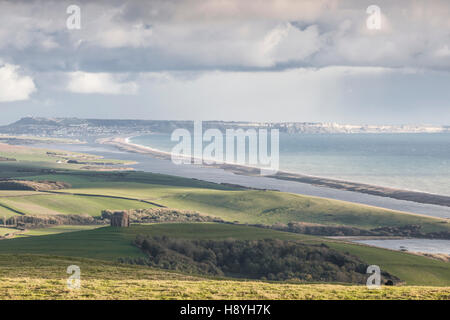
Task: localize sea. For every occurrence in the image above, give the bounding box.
[353,239,450,255]
[130,132,450,197]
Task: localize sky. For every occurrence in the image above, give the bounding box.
[0,0,449,125]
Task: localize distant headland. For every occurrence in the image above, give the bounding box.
[0,117,448,137]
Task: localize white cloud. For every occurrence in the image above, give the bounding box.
[436,45,450,57]
[94,25,153,48]
[66,72,138,95]
[262,23,321,66]
[0,64,36,102]
[79,5,154,48]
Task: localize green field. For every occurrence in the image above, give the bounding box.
[2,168,447,232]
[0,225,101,238]
[0,223,448,286]
[329,242,450,287]
[17,225,102,237]
[0,224,313,261]
[156,189,450,231]
[0,142,133,173]
[0,192,156,216]
[0,227,17,236]
[0,205,20,218]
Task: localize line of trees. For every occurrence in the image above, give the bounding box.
[101,208,225,224]
[124,236,398,284]
[0,214,103,229]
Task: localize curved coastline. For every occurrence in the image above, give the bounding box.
[99,136,450,210]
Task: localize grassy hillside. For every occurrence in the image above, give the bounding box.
[3,169,447,232]
[1,254,448,300]
[16,225,102,237]
[0,192,156,216]
[0,227,17,236]
[157,190,449,232]
[0,205,20,218]
[329,242,450,287]
[0,224,314,261]
[0,223,448,286]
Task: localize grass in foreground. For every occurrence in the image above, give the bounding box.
[0,254,448,300]
[0,223,448,286]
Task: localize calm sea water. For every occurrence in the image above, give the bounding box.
[353,239,450,255]
[130,133,450,196]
